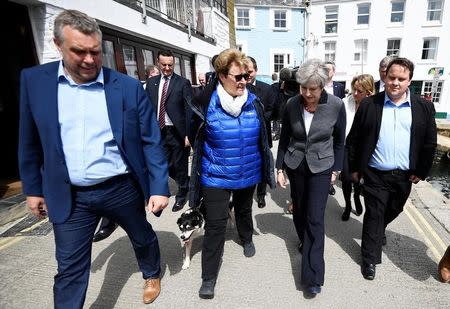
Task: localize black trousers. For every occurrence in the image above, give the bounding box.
[161,126,189,200]
[361,167,412,265]
[286,160,331,287]
[201,185,255,280]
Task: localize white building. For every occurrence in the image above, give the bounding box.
[305,0,450,118]
[1,0,232,190]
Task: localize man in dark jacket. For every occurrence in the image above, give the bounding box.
[246,56,277,208]
[347,57,437,281]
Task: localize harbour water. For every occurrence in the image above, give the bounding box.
[428,149,450,198]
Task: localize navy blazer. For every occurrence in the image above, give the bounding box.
[248,80,277,148]
[346,91,437,179]
[18,61,169,224]
[333,81,345,99]
[145,73,192,139]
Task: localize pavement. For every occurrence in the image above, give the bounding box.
[1,143,450,308]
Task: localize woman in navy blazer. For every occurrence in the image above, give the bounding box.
[276,59,346,298]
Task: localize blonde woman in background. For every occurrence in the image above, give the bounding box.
[341,74,375,221]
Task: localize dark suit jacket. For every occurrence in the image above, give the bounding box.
[18,61,169,223]
[276,91,346,173]
[145,73,192,139]
[333,81,345,99]
[247,80,277,148]
[346,91,437,179]
[374,80,382,94]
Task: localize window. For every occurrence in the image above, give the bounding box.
[324,41,336,62]
[423,81,443,103]
[274,54,285,73]
[357,3,370,25]
[325,6,338,33]
[274,10,287,29]
[271,49,293,73]
[102,40,116,70]
[391,1,405,23]
[236,8,250,27]
[142,49,154,68]
[386,39,401,56]
[213,0,227,16]
[422,38,438,60]
[427,0,443,22]
[183,59,192,83]
[174,56,182,75]
[354,39,368,63]
[122,44,139,79]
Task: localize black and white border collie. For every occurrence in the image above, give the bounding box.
[176,207,205,269]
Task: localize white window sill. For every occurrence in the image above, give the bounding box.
[422,22,442,28]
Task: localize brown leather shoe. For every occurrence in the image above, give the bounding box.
[439,246,450,283]
[143,278,161,304]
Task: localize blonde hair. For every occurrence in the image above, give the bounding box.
[214,49,249,75]
[351,74,375,95]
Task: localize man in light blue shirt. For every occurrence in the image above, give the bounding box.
[18,10,169,307]
[347,57,437,281]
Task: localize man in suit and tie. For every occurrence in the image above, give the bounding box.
[324,61,345,99]
[205,54,218,85]
[192,72,206,97]
[18,10,169,307]
[246,56,277,208]
[324,61,345,196]
[375,55,396,93]
[347,57,437,280]
[146,50,193,212]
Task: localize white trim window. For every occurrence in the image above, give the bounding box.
[386,39,401,56]
[427,0,444,22]
[390,0,405,23]
[270,8,291,30]
[354,39,368,63]
[357,3,371,25]
[324,41,336,62]
[235,7,254,29]
[423,80,443,103]
[270,49,293,73]
[421,38,439,60]
[325,6,338,34]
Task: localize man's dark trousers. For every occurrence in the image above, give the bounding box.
[52,174,160,309]
[161,126,189,202]
[361,167,411,265]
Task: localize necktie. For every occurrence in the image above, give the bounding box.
[159,76,168,128]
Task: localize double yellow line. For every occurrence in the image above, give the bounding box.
[404,200,447,261]
[0,217,49,251]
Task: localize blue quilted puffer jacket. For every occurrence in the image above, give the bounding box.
[200,90,261,189]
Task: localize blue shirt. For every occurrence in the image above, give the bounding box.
[57,61,127,186]
[369,91,412,171]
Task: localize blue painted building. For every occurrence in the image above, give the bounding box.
[235,0,307,81]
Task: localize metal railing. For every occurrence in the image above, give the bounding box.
[114,0,219,43]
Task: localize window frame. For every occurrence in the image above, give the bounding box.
[357,3,371,26]
[390,0,405,23]
[270,8,291,31]
[386,39,401,56]
[270,48,294,73]
[421,37,439,60]
[353,39,368,64]
[100,27,195,82]
[423,80,443,103]
[427,0,444,22]
[324,6,339,34]
[324,41,336,62]
[236,7,251,29]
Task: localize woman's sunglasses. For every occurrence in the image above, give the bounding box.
[228,73,250,82]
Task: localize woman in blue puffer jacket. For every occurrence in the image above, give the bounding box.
[189,48,275,300]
